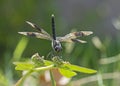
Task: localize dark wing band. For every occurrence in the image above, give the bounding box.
[71,39,87,43]
[57,31,93,43]
[18,32,52,40]
[26,21,51,38]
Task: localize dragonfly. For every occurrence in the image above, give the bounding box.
[18,14,93,53]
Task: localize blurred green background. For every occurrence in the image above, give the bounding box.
[0,0,120,86]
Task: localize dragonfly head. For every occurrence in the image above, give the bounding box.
[52,40,62,53]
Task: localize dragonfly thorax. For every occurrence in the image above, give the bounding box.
[52,40,62,53]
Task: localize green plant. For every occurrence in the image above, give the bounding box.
[14,53,97,86]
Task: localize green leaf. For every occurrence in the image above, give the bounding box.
[58,68,77,78]
[13,62,34,70]
[13,37,28,61]
[64,63,97,74]
[44,60,53,66]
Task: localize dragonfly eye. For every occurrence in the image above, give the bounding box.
[52,40,62,52]
[54,45,62,52]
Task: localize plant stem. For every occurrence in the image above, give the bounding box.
[50,70,56,86]
[15,70,33,86]
[33,64,54,72]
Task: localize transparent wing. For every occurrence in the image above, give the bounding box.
[26,21,51,38]
[18,32,52,40]
[57,31,93,43]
